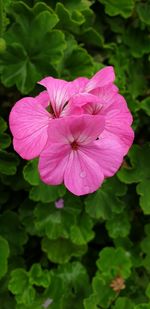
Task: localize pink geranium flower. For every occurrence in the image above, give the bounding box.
[39,114,126,196]
[9,78,81,160]
[9,67,116,160]
[69,67,134,153]
[9,66,134,196]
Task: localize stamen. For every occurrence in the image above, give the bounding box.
[71,141,78,150]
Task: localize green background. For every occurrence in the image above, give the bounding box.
[0,0,150,308]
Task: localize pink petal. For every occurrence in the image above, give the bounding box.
[64,149,104,196]
[39,77,75,117]
[9,97,51,159]
[91,84,118,111]
[70,77,89,92]
[80,134,125,178]
[60,103,83,117]
[55,198,64,209]
[100,95,134,151]
[46,115,105,145]
[85,67,115,92]
[104,94,133,125]
[35,90,50,108]
[69,93,103,115]
[39,143,70,185]
[13,129,48,160]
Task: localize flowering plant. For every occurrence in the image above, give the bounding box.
[9,67,134,195]
[0,1,150,308]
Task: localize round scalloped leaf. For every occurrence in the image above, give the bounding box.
[137,3,150,26]
[23,160,40,186]
[8,269,35,305]
[97,247,132,279]
[29,264,51,288]
[106,212,131,239]
[42,237,87,264]
[99,0,134,18]
[112,297,134,309]
[85,177,126,219]
[29,181,66,203]
[70,213,95,245]
[118,144,150,184]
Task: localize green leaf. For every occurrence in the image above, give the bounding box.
[56,261,90,295]
[19,199,37,236]
[0,133,11,149]
[34,202,70,239]
[29,181,66,203]
[0,150,19,175]
[0,43,40,94]
[56,2,85,34]
[106,212,131,239]
[0,2,66,93]
[24,160,66,202]
[79,27,104,48]
[112,297,134,309]
[140,97,150,116]
[127,60,148,99]
[9,269,29,295]
[70,213,95,245]
[83,294,99,309]
[137,3,150,26]
[8,269,35,305]
[137,180,150,215]
[23,160,40,186]
[29,264,51,288]
[0,117,7,132]
[86,247,132,308]
[92,275,116,308]
[134,305,150,309]
[30,10,59,40]
[118,145,150,184]
[0,211,28,255]
[85,177,126,219]
[0,113,11,149]
[123,28,150,58]
[42,237,87,264]
[0,236,9,279]
[65,46,94,78]
[97,247,132,279]
[59,0,92,12]
[118,144,150,214]
[99,0,134,18]
[140,225,150,272]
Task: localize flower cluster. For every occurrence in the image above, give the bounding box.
[9,67,134,196]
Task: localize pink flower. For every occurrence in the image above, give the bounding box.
[9,66,134,196]
[38,114,127,196]
[9,78,80,160]
[69,67,134,154]
[71,66,116,93]
[55,198,64,209]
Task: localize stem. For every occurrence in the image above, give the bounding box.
[0,0,4,37]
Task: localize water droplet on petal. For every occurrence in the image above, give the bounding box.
[80,171,86,178]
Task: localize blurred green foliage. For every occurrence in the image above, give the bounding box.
[0,0,150,308]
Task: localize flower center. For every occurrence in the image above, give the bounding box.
[46,104,56,118]
[71,141,78,150]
